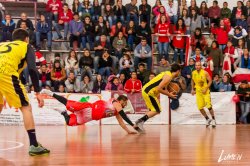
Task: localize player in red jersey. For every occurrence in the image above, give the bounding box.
[41,89,140,134]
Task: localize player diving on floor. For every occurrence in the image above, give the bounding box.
[41,89,141,134]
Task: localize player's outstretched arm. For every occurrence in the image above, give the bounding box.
[115,114,137,134]
[157,75,177,99]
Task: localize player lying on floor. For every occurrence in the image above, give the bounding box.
[41,89,140,134]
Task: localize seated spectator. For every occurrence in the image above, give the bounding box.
[16,12,35,31]
[218,74,232,92]
[1,14,15,42]
[92,74,106,93]
[105,75,123,90]
[236,14,248,31]
[181,9,190,34]
[69,13,83,50]
[51,60,67,91]
[156,57,171,74]
[55,3,73,40]
[124,71,142,94]
[39,64,51,88]
[113,0,127,24]
[101,0,115,6]
[91,0,101,23]
[152,0,162,24]
[81,16,95,50]
[72,0,82,14]
[234,48,250,69]
[125,20,136,50]
[110,21,126,39]
[207,41,223,76]
[81,74,93,93]
[58,84,66,93]
[208,0,221,26]
[98,51,113,77]
[95,16,110,41]
[35,50,47,70]
[188,0,199,16]
[134,37,152,70]
[65,71,81,93]
[165,0,178,24]
[35,13,52,51]
[135,20,151,45]
[52,53,65,68]
[102,4,115,26]
[149,72,156,80]
[81,0,92,19]
[211,74,220,92]
[181,58,195,92]
[46,0,62,22]
[79,49,93,79]
[20,21,35,46]
[220,2,231,19]
[118,73,128,86]
[206,33,215,49]
[190,9,201,33]
[229,26,248,47]
[237,80,250,124]
[199,1,209,30]
[204,57,214,79]
[191,47,206,64]
[191,28,207,53]
[65,50,79,76]
[113,31,127,59]
[125,0,139,25]
[137,63,150,85]
[231,1,247,27]
[139,0,151,25]
[119,53,134,78]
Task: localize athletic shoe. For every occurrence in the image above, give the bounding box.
[206,119,212,127]
[53,108,66,114]
[211,119,216,128]
[135,119,145,133]
[40,89,53,96]
[29,143,50,156]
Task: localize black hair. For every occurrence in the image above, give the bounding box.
[117,95,128,101]
[170,63,181,72]
[12,29,29,41]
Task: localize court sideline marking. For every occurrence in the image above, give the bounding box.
[0,141,24,151]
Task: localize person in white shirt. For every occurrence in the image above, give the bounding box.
[164,0,178,24]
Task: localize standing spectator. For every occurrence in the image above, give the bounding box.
[46,0,63,22]
[102,4,115,26]
[165,0,178,24]
[188,0,199,16]
[154,15,170,61]
[95,16,110,41]
[51,60,67,91]
[181,58,195,92]
[124,71,142,94]
[65,50,79,76]
[190,9,201,33]
[113,0,127,24]
[65,71,81,93]
[79,49,93,79]
[119,53,134,77]
[91,0,101,23]
[55,3,73,40]
[69,13,83,49]
[81,75,93,93]
[1,14,15,42]
[105,75,123,90]
[207,41,223,76]
[191,28,207,53]
[181,9,191,34]
[219,74,232,92]
[199,1,209,30]
[113,31,127,60]
[125,20,136,50]
[35,13,52,51]
[92,74,106,93]
[208,0,221,27]
[220,2,231,19]
[16,12,35,31]
[222,41,238,75]
[137,63,150,85]
[134,37,152,70]
[81,16,95,50]
[234,48,250,69]
[39,64,51,88]
[125,0,139,25]
[139,0,151,25]
[211,74,220,92]
[172,18,186,65]
[156,57,171,74]
[98,51,113,77]
[231,1,247,27]
[237,80,250,124]
[81,0,92,19]
[72,0,82,14]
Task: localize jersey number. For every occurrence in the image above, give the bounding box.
[0,43,19,54]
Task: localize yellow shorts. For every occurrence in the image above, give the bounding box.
[142,91,161,112]
[196,91,212,110]
[0,74,29,108]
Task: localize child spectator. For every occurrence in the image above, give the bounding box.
[105,75,123,90]
[119,53,134,78]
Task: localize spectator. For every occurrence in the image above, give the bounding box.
[105,75,123,90]
[1,14,15,42]
[199,1,209,30]
[102,4,115,26]
[236,14,248,31]
[52,53,65,68]
[152,0,162,22]
[35,13,52,51]
[191,28,207,52]
[55,3,73,40]
[221,2,231,19]
[231,1,247,27]
[207,41,223,76]
[234,48,250,69]
[125,0,139,25]
[46,0,63,22]
[58,84,66,93]
[136,20,151,45]
[165,0,178,24]
[153,6,169,27]
[92,74,106,93]
[81,0,92,19]
[125,20,136,50]
[172,18,186,65]
[39,64,51,88]
[16,12,35,31]
[119,53,134,78]
[72,0,82,14]
[124,71,142,94]
[149,72,156,80]
[179,0,188,17]
[156,57,171,74]
[137,63,150,85]
[65,71,81,93]
[181,9,191,34]
[81,16,95,50]
[229,26,248,47]
[101,0,115,6]
[65,50,79,76]
[51,60,67,91]
[98,51,113,77]
[237,80,250,124]
[206,33,215,49]
[211,74,220,92]
[191,47,206,63]
[139,0,151,25]
[113,31,127,59]
[79,49,93,79]
[134,37,152,70]
[223,41,238,75]
[188,0,199,16]
[20,21,35,46]
[69,13,83,49]
[91,0,101,23]
[204,56,214,79]
[95,16,110,41]
[81,74,93,93]
[35,50,47,70]
[155,15,170,61]
[219,74,232,92]
[113,0,127,24]
[236,39,245,58]
[208,0,221,26]
[118,73,128,86]
[181,58,195,92]
[190,9,201,33]
[110,21,126,39]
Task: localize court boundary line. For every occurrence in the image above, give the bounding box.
[0,140,24,151]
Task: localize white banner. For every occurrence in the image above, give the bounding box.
[171,92,236,124]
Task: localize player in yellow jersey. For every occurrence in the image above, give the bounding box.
[191,61,216,127]
[135,64,181,133]
[0,29,50,156]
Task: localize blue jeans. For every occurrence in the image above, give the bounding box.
[54,22,69,38]
[126,13,139,25]
[82,35,94,50]
[170,15,178,24]
[23,67,29,84]
[39,80,51,88]
[99,67,111,77]
[173,48,185,64]
[115,15,125,24]
[104,16,114,26]
[127,35,135,49]
[140,14,150,25]
[134,56,152,70]
[36,31,52,48]
[219,44,226,51]
[201,16,210,28]
[80,67,93,79]
[157,42,169,61]
[66,68,79,77]
[92,15,99,23]
[239,101,250,124]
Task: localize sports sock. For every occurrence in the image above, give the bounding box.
[61,111,70,125]
[212,116,215,120]
[27,129,38,147]
[140,115,149,122]
[53,94,68,106]
[205,116,209,120]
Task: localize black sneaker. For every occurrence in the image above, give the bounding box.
[29,143,50,156]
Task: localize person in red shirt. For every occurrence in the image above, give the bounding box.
[40,89,140,134]
[55,3,73,40]
[124,71,142,94]
[172,18,186,65]
[154,14,171,61]
[46,0,63,22]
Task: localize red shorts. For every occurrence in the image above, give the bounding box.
[66,100,92,113]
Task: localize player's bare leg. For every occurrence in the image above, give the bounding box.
[199,109,212,127]
[208,108,216,128]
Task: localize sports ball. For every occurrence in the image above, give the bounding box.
[167,82,181,94]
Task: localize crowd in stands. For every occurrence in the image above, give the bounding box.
[0,0,249,122]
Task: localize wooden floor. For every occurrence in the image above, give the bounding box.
[0,125,250,166]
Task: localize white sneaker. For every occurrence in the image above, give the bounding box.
[40,89,53,96]
[206,119,212,127]
[211,119,216,128]
[135,119,145,133]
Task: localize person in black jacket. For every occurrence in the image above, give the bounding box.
[98,51,113,77]
[16,12,35,31]
[79,49,94,79]
[91,0,102,23]
[231,1,248,27]
[113,0,127,24]
[92,74,106,93]
[95,16,110,41]
[81,16,95,50]
[135,20,151,45]
[139,0,151,25]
